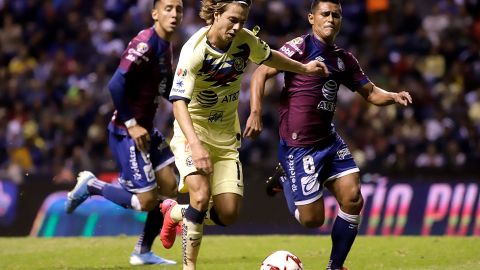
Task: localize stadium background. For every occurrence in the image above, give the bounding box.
[1,0,480,237]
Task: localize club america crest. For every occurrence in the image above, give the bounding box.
[233,57,245,71]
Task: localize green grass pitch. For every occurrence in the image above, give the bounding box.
[0,236,479,269]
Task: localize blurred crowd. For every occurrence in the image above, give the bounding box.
[0,0,479,184]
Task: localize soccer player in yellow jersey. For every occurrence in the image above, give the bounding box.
[160,0,328,269]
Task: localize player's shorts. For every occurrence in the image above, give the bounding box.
[108,129,175,193]
[278,133,359,206]
[170,135,244,196]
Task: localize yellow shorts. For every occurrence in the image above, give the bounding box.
[170,135,244,196]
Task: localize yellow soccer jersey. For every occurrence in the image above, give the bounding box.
[170,26,271,148]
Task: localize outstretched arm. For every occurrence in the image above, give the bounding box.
[263,50,329,76]
[357,82,412,106]
[243,65,280,140]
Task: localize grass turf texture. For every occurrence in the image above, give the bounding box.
[0,236,479,269]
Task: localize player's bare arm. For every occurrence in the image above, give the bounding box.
[264,50,329,76]
[172,99,213,175]
[357,82,413,106]
[244,65,279,140]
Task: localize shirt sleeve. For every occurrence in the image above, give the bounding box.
[243,28,271,65]
[278,36,305,62]
[169,43,201,102]
[117,33,152,75]
[341,51,370,92]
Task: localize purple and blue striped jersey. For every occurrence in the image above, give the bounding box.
[278,34,370,147]
[108,27,173,135]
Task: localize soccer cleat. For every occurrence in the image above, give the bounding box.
[160,199,179,249]
[65,171,95,214]
[266,163,285,196]
[129,251,176,265]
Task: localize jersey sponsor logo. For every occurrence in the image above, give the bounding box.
[280,46,295,57]
[337,57,345,71]
[317,101,336,112]
[129,146,142,181]
[208,110,224,123]
[197,90,218,108]
[172,79,185,94]
[322,80,337,101]
[177,68,187,77]
[301,173,320,196]
[287,154,296,184]
[315,56,325,62]
[221,91,239,103]
[126,47,150,63]
[285,37,303,55]
[337,148,351,160]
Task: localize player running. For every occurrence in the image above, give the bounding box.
[244,0,412,269]
[158,0,328,269]
[65,0,183,265]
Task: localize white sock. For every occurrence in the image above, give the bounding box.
[130,195,142,211]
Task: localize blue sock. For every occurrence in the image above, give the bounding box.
[135,202,163,253]
[185,205,206,224]
[87,180,133,209]
[328,212,359,269]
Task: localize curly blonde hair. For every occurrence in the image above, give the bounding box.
[199,0,230,25]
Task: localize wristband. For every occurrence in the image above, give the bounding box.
[124,118,137,128]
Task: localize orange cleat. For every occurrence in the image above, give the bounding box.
[160,199,179,249]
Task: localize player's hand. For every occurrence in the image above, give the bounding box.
[304,60,329,77]
[393,91,412,106]
[127,124,150,153]
[190,142,213,175]
[243,112,263,140]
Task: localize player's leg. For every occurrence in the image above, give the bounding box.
[208,158,243,226]
[277,139,326,226]
[324,135,363,270]
[131,132,178,265]
[181,173,210,270]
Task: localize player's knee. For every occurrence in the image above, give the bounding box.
[161,183,178,198]
[190,193,210,211]
[341,191,363,214]
[300,215,325,228]
[217,212,238,226]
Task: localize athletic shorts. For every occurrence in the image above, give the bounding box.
[108,129,175,193]
[278,133,359,206]
[170,135,244,196]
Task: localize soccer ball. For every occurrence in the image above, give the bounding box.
[260,250,304,270]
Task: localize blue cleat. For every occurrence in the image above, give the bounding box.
[129,251,177,265]
[65,171,95,214]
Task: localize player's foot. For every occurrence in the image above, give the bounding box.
[65,171,95,214]
[129,251,176,265]
[160,199,179,249]
[266,163,285,196]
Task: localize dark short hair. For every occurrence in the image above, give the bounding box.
[215,0,251,7]
[310,0,341,12]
